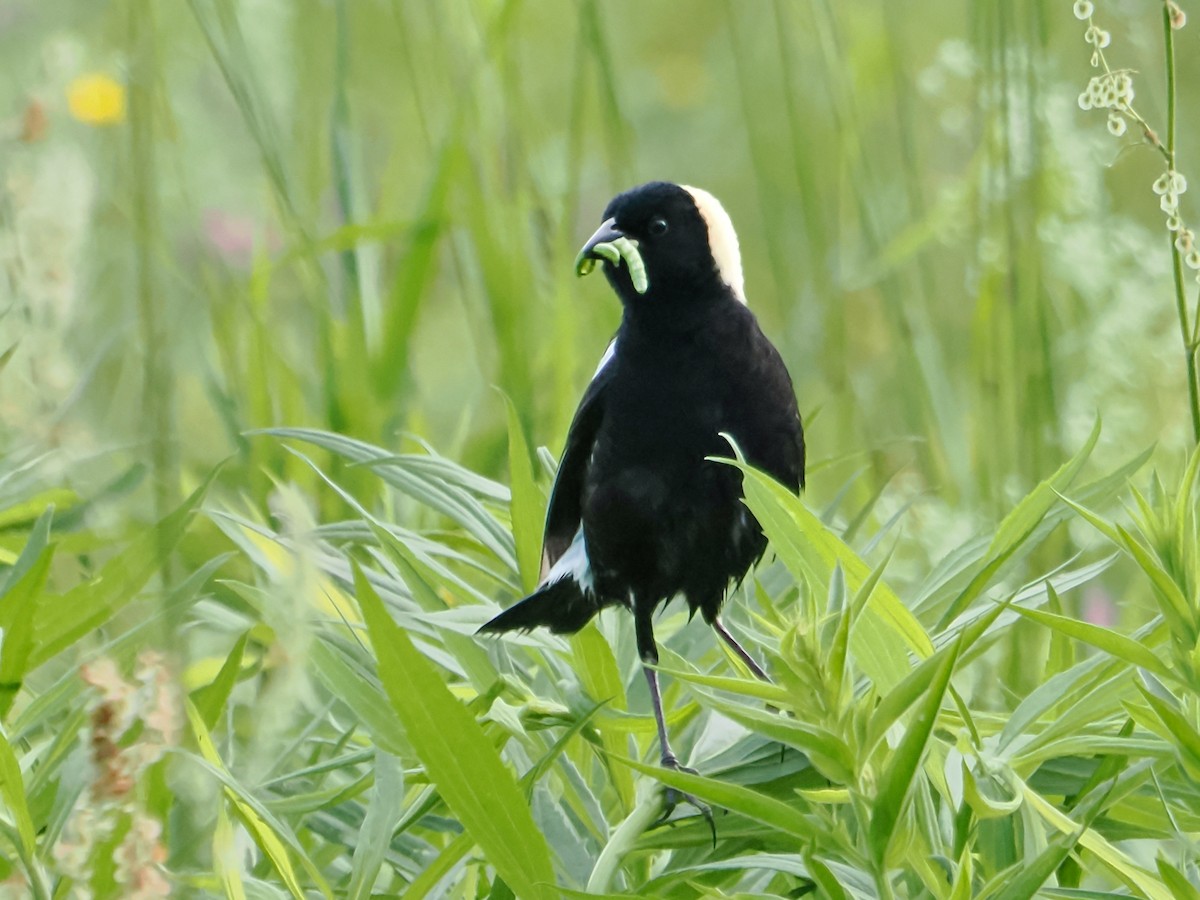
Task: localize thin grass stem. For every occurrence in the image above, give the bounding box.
[129,0,179,607]
[1161,2,1200,444]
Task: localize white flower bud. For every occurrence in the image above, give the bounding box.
[1107,113,1126,136]
[1074,0,1094,18]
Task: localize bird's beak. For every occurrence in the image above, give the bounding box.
[574,218,649,294]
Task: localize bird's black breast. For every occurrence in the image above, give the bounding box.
[581,301,803,621]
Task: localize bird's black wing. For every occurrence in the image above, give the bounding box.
[539,344,615,579]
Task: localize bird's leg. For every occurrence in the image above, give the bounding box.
[634,604,715,839]
[711,615,769,682]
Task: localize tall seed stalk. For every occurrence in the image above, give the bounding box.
[1075,0,1200,444]
[1160,1,1200,444]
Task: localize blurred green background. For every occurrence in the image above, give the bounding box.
[4,0,1196,512]
[3,1,1200,897]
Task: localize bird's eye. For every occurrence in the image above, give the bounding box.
[648,218,669,236]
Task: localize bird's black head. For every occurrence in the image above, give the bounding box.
[575,182,746,311]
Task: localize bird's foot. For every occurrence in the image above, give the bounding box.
[658,754,716,846]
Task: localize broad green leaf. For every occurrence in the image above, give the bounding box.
[1170,444,1200,568]
[992,827,1084,900]
[806,854,849,900]
[0,490,75,533]
[868,637,959,865]
[191,632,251,730]
[692,690,854,783]
[949,843,973,900]
[1135,683,1200,779]
[213,804,248,900]
[0,724,35,859]
[1156,858,1200,900]
[991,417,1099,555]
[30,468,216,668]
[310,641,406,756]
[614,756,826,844]
[502,392,543,593]
[1022,782,1172,900]
[731,461,931,691]
[570,625,634,809]
[1059,494,1195,635]
[0,507,53,597]
[998,654,1108,751]
[386,540,498,693]
[403,831,475,900]
[1008,606,1175,684]
[355,564,557,900]
[657,667,792,706]
[1115,524,1196,636]
[937,418,1100,627]
[867,640,960,756]
[186,700,331,899]
[347,750,405,900]
[260,428,515,569]
[0,546,52,718]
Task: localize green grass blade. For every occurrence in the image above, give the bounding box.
[30,469,216,667]
[355,563,557,898]
[868,637,959,865]
[347,750,405,900]
[502,392,543,593]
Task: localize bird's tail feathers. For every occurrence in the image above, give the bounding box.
[477,577,598,635]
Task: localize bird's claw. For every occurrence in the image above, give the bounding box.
[657,756,716,847]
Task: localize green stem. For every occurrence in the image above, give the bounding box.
[129,0,179,601]
[1161,2,1200,444]
[585,791,664,893]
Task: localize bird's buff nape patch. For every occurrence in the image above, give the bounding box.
[575,236,649,294]
[681,185,746,304]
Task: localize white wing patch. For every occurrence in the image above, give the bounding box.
[681,185,746,305]
[543,527,594,592]
[593,339,617,377]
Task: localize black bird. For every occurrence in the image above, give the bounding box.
[480,181,804,808]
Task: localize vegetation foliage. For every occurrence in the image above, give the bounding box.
[1,0,1199,897]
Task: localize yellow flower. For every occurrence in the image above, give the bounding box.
[66,73,126,126]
